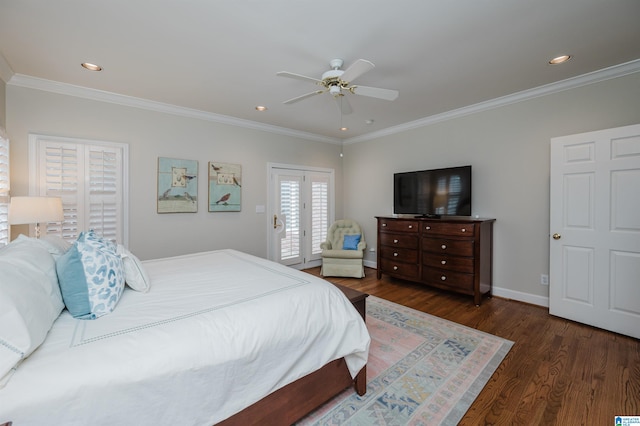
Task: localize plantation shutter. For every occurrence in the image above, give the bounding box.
[279,177,301,260]
[31,134,127,243]
[0,130,9,246]
[40,141,81,239]
[310,174,329,255]
[86,146,123,242]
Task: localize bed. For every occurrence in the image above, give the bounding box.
[0,234,370,425]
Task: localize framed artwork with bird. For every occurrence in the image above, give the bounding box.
[157,157,198,213]
[208,162,241,212]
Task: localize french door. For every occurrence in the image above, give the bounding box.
[549,123,640,339]
[268,164,334,269]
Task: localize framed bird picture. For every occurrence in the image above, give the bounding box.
[208,162,241,212]
[157,157,198,213]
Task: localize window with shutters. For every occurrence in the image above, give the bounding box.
[29,134,128,244]
[0,129,9,246]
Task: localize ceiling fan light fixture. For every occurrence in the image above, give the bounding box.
[81,62,102,71]
[549,55,571,65]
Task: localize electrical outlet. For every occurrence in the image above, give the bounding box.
[540,274,549,285]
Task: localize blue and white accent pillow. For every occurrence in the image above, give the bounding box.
[56,230,125,319]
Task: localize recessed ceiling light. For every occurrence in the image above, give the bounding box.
[255,105,268,111]
[81,62,102,71]
[549,55,571,65]
[340,127,348,131]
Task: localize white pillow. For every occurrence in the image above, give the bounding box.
[0,237,64,386]
[39,234,72,259]
[117,244,151,293]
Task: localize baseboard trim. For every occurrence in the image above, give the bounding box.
[491,286,549,308]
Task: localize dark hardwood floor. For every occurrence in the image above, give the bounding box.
[305,266,640,425]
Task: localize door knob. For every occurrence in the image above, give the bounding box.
[552,233,561,240]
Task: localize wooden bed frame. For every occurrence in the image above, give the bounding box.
[219,361,366,425]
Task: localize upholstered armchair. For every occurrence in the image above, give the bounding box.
[320,219,366,278]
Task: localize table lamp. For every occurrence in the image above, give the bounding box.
[8,196,64,238]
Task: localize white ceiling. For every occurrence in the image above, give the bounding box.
[1,0,640,142]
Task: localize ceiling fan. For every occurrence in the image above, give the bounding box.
[276,59,399,114]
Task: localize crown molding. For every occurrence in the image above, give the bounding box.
[6,58,640,146]
[0,53,15,84]
[7,74,341,145]
[344,58,640,145]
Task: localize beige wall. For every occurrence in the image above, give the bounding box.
[6,86,344,260]
[6,72,640,305]
[343,72,640,304]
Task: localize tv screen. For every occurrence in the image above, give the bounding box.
[394,165,472,217]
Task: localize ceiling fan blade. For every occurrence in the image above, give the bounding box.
[283,90,325,104]
[340,59,374,84]
[276,71,322,84]
[351,85,399,101]
[334,95,353,115]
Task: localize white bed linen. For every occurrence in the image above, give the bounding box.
[0,249,370,425]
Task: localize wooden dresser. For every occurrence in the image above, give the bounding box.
[376,216,495,305]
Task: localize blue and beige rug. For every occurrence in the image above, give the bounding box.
[299,296,513,425]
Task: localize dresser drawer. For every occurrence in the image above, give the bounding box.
[422,238,474,257]
[379,219,419,233]
[380,258,420,280]
[380,232,418,249]
[381,247,419,263]
[422,268,474,292]
[422,252,474,273]
[422,222,475,237]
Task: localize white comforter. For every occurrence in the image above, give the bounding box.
[0,249,370,425]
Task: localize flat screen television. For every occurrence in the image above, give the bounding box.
[394,165,472,218]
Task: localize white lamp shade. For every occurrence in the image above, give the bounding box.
[8,196,64,225]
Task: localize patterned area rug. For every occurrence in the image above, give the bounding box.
[298,296,513,425]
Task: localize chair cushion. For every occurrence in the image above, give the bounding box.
[321,249,364,259]
[342,234,361,250]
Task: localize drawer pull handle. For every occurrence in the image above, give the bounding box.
[394,239,399,243]
[441,244,447,250]
[393,266,398,270]
[426,226,431,230]
[382,223,387,227]
[408,225,413,229]
[393,252,398,257]
[441,275,447,281]
[441,260,447,265]
[461,228,466,232]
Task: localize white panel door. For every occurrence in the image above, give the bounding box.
[550,123,640,339]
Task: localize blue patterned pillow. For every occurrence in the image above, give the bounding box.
[56,230,125,319]
[342,234,361,250]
